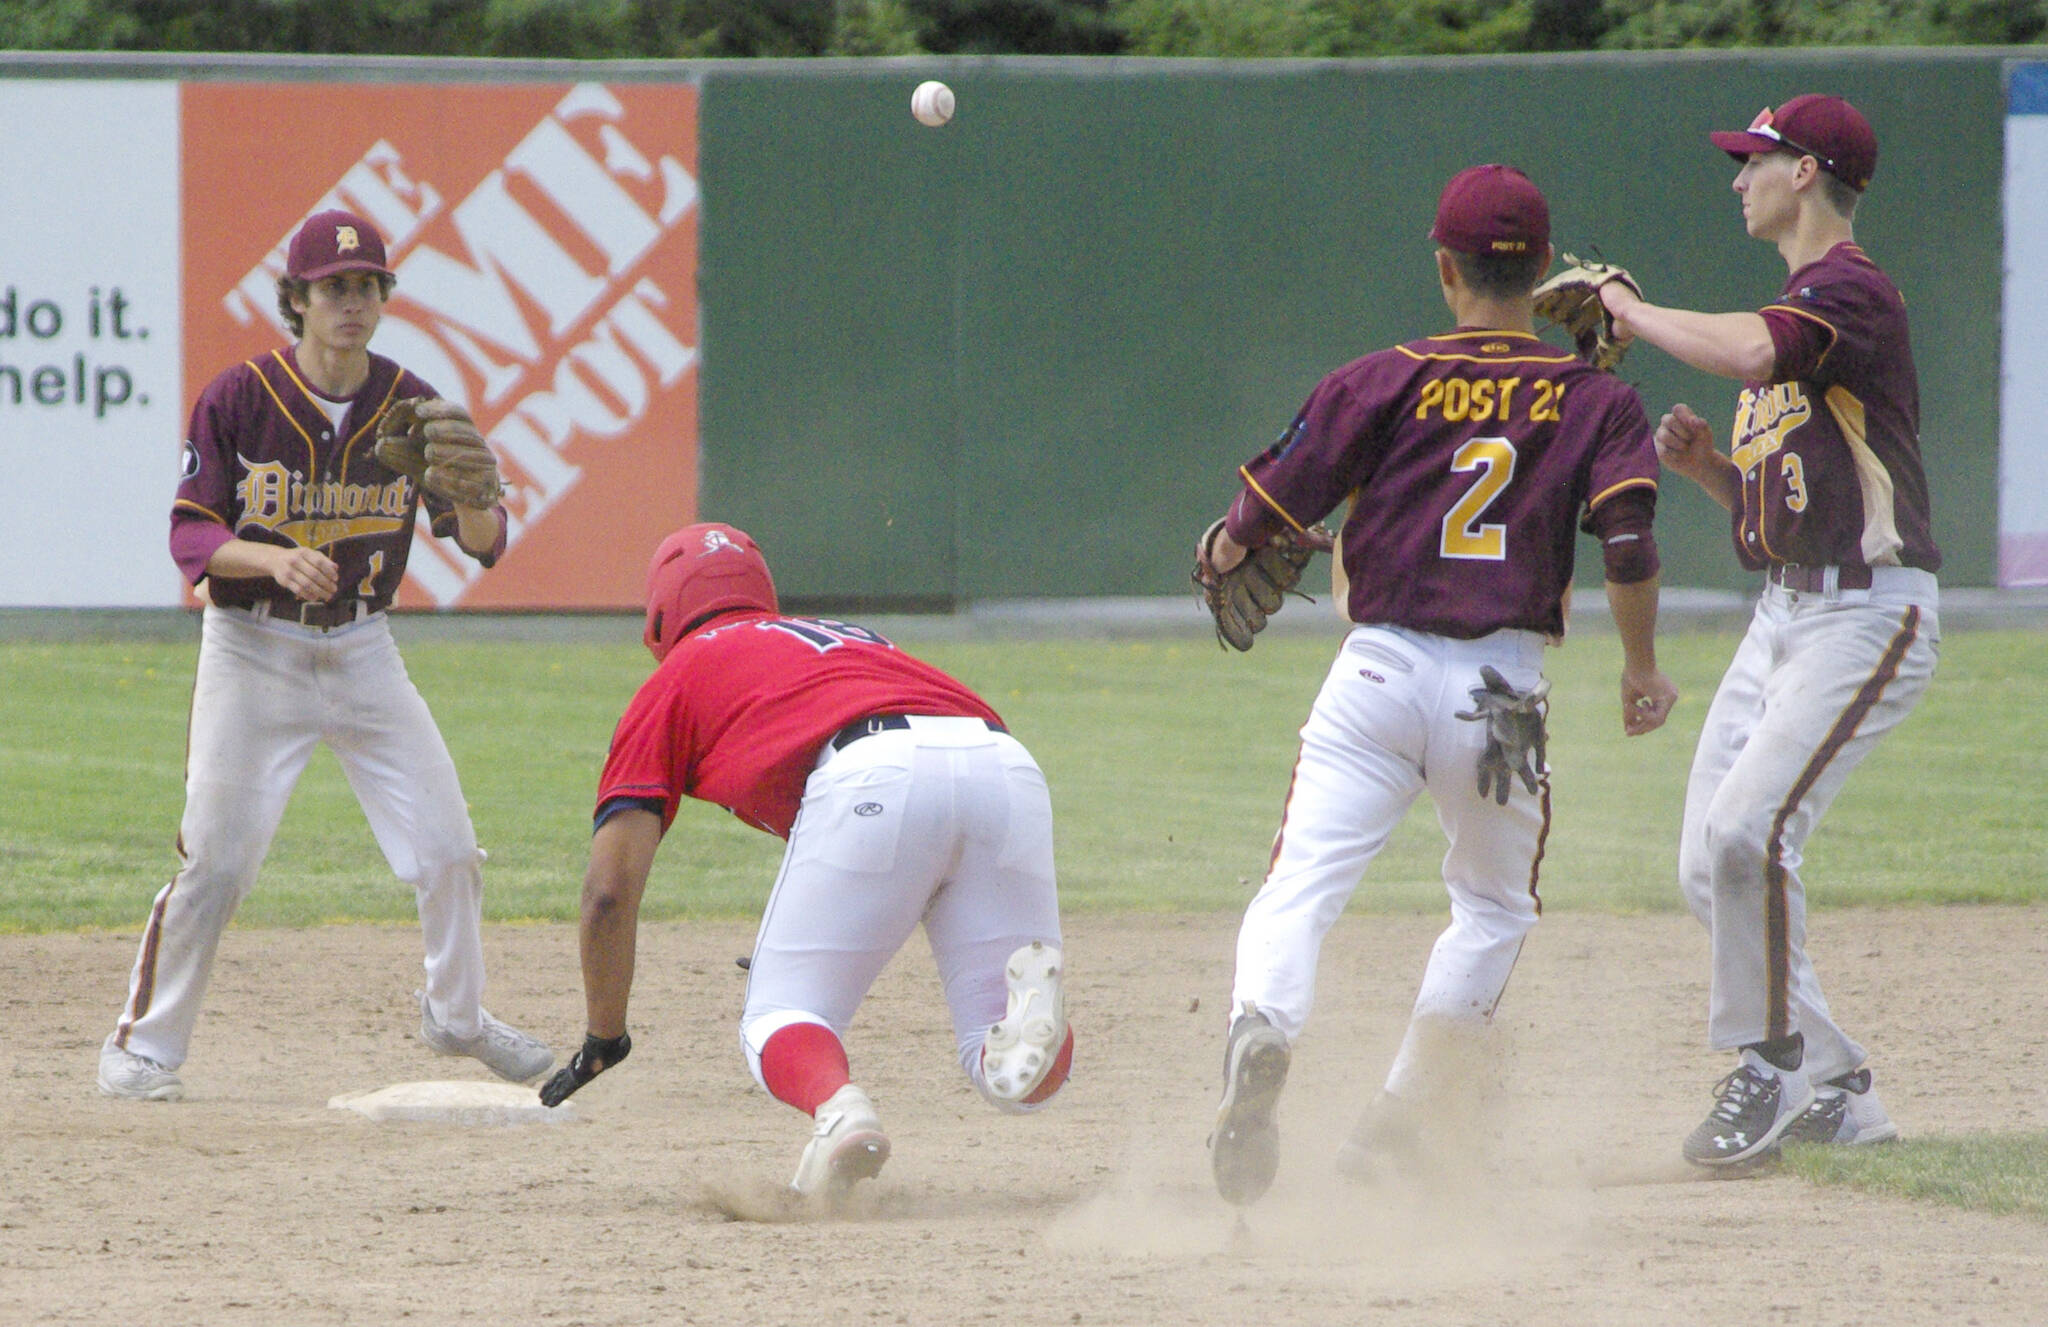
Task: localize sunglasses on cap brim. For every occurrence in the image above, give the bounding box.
[1742,107,1840,177]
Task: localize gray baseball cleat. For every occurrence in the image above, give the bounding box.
[98,1035,185,1101]
[1209,1005,1290,1206]
[1780,1067,1900,1146]
[1683,1051,1814,1166]
[791,1083,891,1200]
[416,991,555,1083]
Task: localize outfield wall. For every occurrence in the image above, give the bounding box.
[0,49,2032,606]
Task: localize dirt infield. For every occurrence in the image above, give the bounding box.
[11,908,2046,1326]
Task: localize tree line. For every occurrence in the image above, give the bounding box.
[3,0,2042,58]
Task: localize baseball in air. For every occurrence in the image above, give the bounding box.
[911,80,955,127]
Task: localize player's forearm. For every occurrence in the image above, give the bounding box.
[1604,576,1662,674]
[1607,294,1776,382]
[1684,456,1743,512]
[204,538,295,582]
[578,812,661,1037]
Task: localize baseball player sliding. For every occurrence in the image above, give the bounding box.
[98,210,552,1100]
[1592,95,1940,1165]
[1195,165,1677,1205]
[536,525,1073,1205]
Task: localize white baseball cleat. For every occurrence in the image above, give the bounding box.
[1781,1068,1900,1146]
[790,1083,891,1199]
[416,991,555,1083]
[982,941,1067,1103]
[98,1035,185,1101]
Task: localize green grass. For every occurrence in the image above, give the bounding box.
[1,626,2042,932]
[1784,1133,2048,1221]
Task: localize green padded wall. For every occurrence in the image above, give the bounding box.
[698,52,2006,602]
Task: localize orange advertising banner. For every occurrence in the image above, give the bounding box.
[181,81,699,609]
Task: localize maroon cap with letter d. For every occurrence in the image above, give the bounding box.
[286,209,396,281]
[1430,164,1550,257]
[1709,94,1877,192]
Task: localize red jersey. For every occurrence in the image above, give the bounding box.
[1227,329,1658,639]
[1732,242,1940,573]
[595,612,1004,838]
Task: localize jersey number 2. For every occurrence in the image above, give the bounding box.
[1440,437,1517,561]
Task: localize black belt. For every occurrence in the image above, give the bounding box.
[1769,564,1873,593]
[829,714,1006,752]
[296,598,370,628]
[235,598,373,629]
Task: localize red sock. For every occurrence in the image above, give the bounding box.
[1017,1026,1075,1106]
[759,1022,851,1115]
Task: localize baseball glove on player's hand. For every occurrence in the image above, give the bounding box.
[1532,253,1642,372]
[1456,665,1551,805]
[538,1031,631,1108]
[1192,518,1335,652]
[374,397,505,508]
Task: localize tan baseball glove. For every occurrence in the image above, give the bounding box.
[1532,253,1642,372]
[1192,518,1335,652]
[374,397,504,508]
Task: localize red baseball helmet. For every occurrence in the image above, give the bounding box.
[643,523,779,661]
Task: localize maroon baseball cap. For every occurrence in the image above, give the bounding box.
[1709,95,1877,192]
[286,209,395,281]
[1430,164,1549,257]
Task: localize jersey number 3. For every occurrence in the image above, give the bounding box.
[1440,437,1517,561]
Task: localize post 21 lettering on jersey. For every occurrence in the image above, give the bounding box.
[1238,332,1656,639]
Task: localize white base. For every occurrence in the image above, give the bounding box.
[328,1079,575,1125]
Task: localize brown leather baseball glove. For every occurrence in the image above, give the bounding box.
[374,397,504,508]
[1192,518,1335,652]
[1532,253,1641,372]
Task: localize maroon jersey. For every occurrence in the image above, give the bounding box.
[1226,330,1659,639]
[595,612,1004,838]
[169,347,503,611]
[1733,242,1940,573]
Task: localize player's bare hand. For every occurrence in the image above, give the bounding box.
[1654,404,1719,477]
[268,546,341,603]
[1621,667,1677,736]
[1599,279,1643,340]
[1198,519,1247,576]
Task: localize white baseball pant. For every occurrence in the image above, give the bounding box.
[738,716,1063,1109]
[1681,569,1939,1082]
[1231,625,1550,1097]
[112,604,493,1067]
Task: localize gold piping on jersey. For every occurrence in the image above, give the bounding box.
[1823,385,1906,567]
[1760,302,1840,375]
[172,497,229,526]
[247,353,321,476]
[1237,467,1310,535]
[1586,476,1659,510]
[1395,346,1580,367]
[1428,329,1543,343]
[340,380,406,475]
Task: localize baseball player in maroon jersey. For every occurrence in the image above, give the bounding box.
[1600,96,1940,1165]
[97,210,552,1100]
[1201,165,1678,1205]
[536,524,1072,1204]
